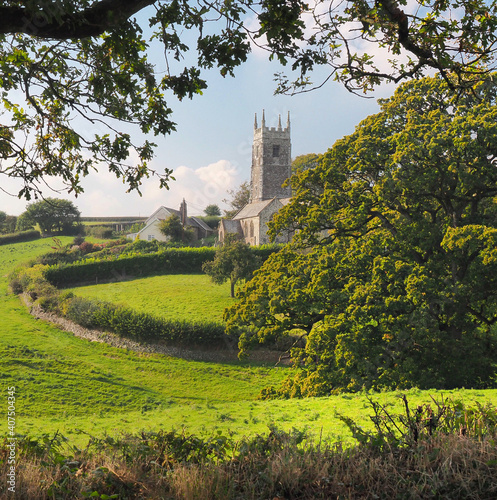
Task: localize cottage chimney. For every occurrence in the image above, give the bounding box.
[179,198,187,226]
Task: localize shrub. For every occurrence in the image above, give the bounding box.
[62,295,228,346]
[0,229,40,245]
[86,225,115,239]
[44,246,281,287]
[79,241,94,254]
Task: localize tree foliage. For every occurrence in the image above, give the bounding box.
[204,204,221,217]
[158,215,194,243]
[223,181,251,218]
[203,236,261,297]
[226,75,497,394]
[292,154,322,176]
[17,197,81,235]
[3,0,495,200]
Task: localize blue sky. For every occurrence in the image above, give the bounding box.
[0,29,393,217]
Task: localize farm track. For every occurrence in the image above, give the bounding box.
[24,296,286,365]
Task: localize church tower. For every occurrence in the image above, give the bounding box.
[250,110,292,203]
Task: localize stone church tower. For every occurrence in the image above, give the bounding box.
[250,110,292,202]
[218,110,293,246]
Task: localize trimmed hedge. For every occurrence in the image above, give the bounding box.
[0,230,41,245]
[10,264,230,347]
[44,246,281,287]
[63,296,228,346]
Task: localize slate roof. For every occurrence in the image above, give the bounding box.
[190,216,213,232]
[146,206,213,232]
[233,199,276,219]
[220,219,242,234]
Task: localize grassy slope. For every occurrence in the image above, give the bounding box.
[2,239,497,449]
[0,239,287,444]
[67,274,234,323]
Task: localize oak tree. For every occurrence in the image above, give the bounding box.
[226,75,497,393]
[2,1,496,200]
[17,197,81,234]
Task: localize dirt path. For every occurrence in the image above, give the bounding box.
[26,297,285,364]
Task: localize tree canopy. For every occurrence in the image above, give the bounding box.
[204,204,221,217]
[223,181,251,218]
[226,75,497,394]
[158,214,193,243]
[2,0,497,200]
[203,235,261,297]
[16,197,81,234]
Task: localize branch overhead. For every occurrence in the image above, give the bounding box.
[0,0,156,39]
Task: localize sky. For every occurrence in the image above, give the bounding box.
[0,15,395,218]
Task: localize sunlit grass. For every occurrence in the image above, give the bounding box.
[67,274,234,323]
[2,238,497,450]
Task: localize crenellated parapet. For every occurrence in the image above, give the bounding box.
[250,109,292,203]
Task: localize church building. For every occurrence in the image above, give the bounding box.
[218,111,293,246]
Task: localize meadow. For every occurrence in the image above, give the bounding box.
[2,238,497,452]
[67,275,234,323]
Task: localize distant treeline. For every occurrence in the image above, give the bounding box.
[80,217,147,222]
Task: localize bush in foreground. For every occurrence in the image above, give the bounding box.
[2,398,497,499]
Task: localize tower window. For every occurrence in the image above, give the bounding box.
[272,145,280,157]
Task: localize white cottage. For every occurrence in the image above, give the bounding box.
[127,200,213,242]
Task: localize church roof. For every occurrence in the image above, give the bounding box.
[220,219,242,234]
[233,199,277,219]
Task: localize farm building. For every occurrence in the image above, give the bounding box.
[127,199,213,242]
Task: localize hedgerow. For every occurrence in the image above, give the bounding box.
[43,245,281,287]
[9,243,281,347]
[63,295,227,346]
[0,229,40,245]
[43,247,218,286]
[10,263,230,347]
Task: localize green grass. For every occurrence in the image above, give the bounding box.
[68,274,234,323]
[0,239,287,445]
[0,236,75,276]
[2,239,497,450]
[1,290,287,445]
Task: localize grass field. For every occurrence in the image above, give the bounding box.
[67,275,234,323]
[2,238,497,450]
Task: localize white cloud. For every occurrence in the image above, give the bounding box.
[79,159,242,217]
[0,159,244,218]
